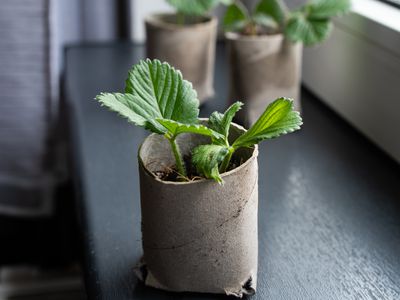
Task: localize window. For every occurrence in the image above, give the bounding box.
[380,0,400,9]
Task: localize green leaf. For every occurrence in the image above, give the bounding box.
[156,119,224,140]
[125,59,199,123]
[167,0,220,16]
[232,97,302,148]
[284,0,350,46]
[192,145,229,183]
[285,13,332,46]
[252,12,278,29]
[308,0,351,19]
[219,0,233,4]
[209,102,243,143]
[223,3,249,31]
[97,59,199,134]
[96,92,162,131]
[254,0,287,25]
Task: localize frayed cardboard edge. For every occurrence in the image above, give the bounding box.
[224,275,256,298]
[134,258,257,297]
[134,257,171,291]
[133,257,146,282]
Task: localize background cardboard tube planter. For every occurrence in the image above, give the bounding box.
[137,123,258,297]
[145,14,217,104]
[226,32,302,127]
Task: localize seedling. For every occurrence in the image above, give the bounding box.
[166,0,228,24]
[223,0,351,45]
[96,59,302,183]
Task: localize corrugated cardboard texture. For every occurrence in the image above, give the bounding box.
[137,125,258,297]
[226,32,302,127]
[145,14,217,103]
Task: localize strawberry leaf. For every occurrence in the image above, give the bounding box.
[232,97,302,148]
[254,0,287,26]
[192,145,229,183]
[156,119,224,140]
[285,13,332,46]
[96,59,199,135]
[252,12,279,29]
[208,101,243,144]
[167,0,220,16]
[308,0,351,19]
[223,3,249,31]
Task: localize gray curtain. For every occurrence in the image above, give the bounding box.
[0,0,119,217]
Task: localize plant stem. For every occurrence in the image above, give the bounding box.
[243,22,258,36]
[220,148,235,173]
[168,137,187,178]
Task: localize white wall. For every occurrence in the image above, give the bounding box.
[302,1,400,163]
[130,0,173,43]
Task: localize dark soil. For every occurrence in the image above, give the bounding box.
[153,155,245,182]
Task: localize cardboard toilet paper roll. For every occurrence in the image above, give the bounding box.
[136,123,258,297]
[226,32,302,127]
[145,14,217,104]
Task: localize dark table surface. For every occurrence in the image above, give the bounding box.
[65,43,400,300]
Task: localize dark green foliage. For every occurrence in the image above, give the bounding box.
[222,0,350,46]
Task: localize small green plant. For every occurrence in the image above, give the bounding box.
[166,0,228,24]
[223,0,351,45]
[96,59,302,183]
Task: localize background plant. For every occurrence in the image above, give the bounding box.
[166,0,229,24]
[223,0,351,45]
[96,59,302,183]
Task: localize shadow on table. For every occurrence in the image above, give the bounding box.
[132,279,245,300]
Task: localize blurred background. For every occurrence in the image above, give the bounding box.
[0,0,399,299]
